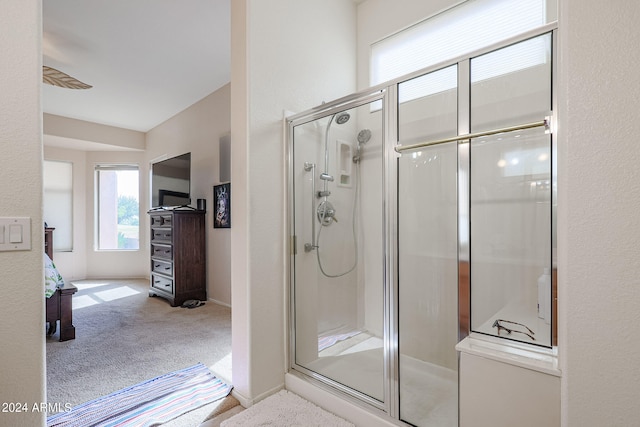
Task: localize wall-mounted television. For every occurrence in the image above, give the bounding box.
[151,152,191,208]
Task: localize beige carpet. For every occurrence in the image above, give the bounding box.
[46,278,232,426]
[199,395,243,427]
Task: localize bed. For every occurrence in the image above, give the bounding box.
[45,227,77,341]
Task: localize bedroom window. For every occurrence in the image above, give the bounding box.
[44,160,73,252]
[95,164,140,250]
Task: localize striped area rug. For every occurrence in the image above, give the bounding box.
[47,363,232,427]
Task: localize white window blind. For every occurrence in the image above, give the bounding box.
[371,0,552,102]
[44,160,73,252]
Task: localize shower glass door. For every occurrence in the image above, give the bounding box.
[290,97,386,405]
[469,33,553,347]
[397,65,459,426]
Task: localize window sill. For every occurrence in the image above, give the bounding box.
[94,249,141,252]
[456,334,560,377]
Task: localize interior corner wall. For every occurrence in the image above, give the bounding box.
[145,84,232,305]
[0,1,46,425]
[558,1,640,425]
[230,0,357,404]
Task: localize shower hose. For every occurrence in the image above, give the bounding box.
[316,163,359,278]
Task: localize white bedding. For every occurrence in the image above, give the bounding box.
[44,252,65,298]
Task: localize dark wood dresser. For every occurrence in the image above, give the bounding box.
[148,209,206,306]
[45,227,77,341]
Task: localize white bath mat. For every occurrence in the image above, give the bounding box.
[220,390,354,427]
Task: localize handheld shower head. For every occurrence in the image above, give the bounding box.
[353,129,372,164]
[357,129,372,145]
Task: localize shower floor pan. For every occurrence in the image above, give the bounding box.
[306,332,457,426]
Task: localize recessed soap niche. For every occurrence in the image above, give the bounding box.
[336,140,352,187]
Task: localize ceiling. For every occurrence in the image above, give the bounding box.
[42,0,230,133]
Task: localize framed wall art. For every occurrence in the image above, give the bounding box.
[213,182,231,228]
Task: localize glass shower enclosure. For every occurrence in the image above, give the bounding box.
[287,29,555,427]
[288,84,461,426]
[289,94,387,407]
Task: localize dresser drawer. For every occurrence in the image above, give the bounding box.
[152,259,173,276]
[151,243,172,260]
[151,214,173,227]
[151,228,172,242]
[151,274,174,294]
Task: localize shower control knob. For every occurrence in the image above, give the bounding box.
[317,200,337,226]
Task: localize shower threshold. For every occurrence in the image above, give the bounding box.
[305,331,457,426]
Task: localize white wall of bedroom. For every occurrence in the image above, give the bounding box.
[146,83,232,305]
[43,83,232,305]
[0,2,45,425]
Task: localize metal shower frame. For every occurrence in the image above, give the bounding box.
[285,22,558,424]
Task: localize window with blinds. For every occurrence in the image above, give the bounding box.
[44,160,73,252]
[370,0,555,103]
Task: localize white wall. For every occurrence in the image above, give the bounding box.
[0,1,45,425]
[558,1,640,425]
[146,84,232,305]
[459,352,560,427]
[231,0,357,405]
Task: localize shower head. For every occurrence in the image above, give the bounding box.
[335,112,351,125]
[357,129,372,145]
[353,129,371,164]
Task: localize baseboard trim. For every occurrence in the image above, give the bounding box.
[231,383,284,408]
[208,297,231,308]
[229,390,250,408]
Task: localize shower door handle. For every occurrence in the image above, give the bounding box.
[304,162,318,252]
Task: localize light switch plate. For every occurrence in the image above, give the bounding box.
[0,217,31,252]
